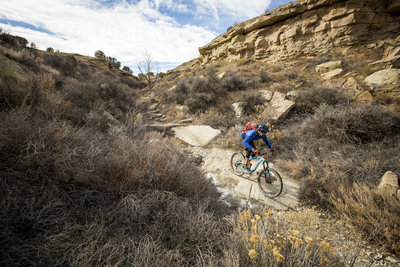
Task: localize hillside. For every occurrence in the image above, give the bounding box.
[1,0,400,266]
[150,0,400,263]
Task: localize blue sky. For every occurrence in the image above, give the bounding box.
[0,0,294,74]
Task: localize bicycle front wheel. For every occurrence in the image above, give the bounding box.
[258,168,282,198]
[230,152,245,176]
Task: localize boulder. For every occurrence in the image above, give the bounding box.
[378,171,399,188]
[315,60,342,73]
[172,125,221,147]
[377,171,399,195]
[322,78,346,88]
[267,92,295,121]
[343,77,360,91]
[364,69,400,86]
[321,68,344,80]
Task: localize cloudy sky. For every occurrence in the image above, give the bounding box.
[0,0,293,74]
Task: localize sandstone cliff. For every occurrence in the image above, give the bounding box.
[197,0,400,65]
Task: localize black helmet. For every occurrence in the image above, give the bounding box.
[257,124,269,133]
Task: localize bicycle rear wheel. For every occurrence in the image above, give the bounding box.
[230,152,245,176]
[258,168,282,198]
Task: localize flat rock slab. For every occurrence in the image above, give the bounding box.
[315,60,342,73]
[321,68,344,80]
[172,125,221,147]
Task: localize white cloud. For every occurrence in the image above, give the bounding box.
[192,0,271,20]
[0,0,272,72]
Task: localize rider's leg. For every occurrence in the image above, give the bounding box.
[243,141,255,168]
[244,148,253,168]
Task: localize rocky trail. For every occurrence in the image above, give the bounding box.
[194,147,300,209]
[150,123,301,210]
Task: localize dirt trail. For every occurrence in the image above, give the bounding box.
[191,147,300,210]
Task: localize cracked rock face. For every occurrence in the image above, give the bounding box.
[197,0,400,65]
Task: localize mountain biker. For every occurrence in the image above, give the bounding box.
[240,123,276,171]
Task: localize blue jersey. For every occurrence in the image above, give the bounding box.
[241,129,272,150]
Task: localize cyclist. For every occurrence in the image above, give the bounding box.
[240,123,276,171]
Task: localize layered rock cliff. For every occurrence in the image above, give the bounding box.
[197,0,400,64]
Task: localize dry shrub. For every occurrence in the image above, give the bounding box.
[274,100,400,254]
[241,91,266,115]
[0,109,230,266]
[42,54,77,76]
[221,71,248,91]
[213,123,244,149]
[169,75,221,113]
[0,46,33,62]
[0,74,26,110]
[259,70,272,83]
[1,43,232,266]
[60,69,138,124]
[276,102,400,211]
[0,30,28,50]
[300,104,399,144]
[168,68,253,114]
[294,84,350,114]
[327,183,400,255]
[225,209,348,266]
[198,106,238,129]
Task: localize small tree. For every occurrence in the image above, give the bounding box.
[122,66,133,74]
[107,56,121,70]
[95,50,106,59]
[137,51,159,89]
[46,47,54,52]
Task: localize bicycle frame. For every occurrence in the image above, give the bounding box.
[247,154,270,173]
[231,151,283,197]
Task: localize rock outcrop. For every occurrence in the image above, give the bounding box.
[197,0,400,65]
[172,125,221,147]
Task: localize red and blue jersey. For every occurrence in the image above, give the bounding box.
[240,129,272,150]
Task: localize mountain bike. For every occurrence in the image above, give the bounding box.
[230,151,283,198]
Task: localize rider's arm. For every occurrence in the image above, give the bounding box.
[262,135,272,148]
[243,130,256,150]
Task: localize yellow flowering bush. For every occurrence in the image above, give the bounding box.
[236,208,346,266]
[249,249,258,259]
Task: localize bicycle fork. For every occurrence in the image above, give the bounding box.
[261,162,272,183]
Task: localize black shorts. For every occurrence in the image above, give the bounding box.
[244,141,256,158]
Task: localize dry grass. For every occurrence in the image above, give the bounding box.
[327,183,400,255]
